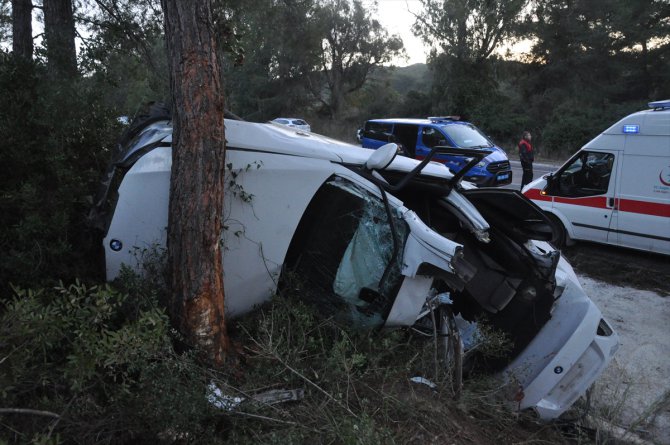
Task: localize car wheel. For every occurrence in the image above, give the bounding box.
[439,305,463,398]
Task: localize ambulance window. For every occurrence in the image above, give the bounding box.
[556,151,615,197]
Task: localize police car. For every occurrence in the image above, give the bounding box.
[361,116,513,187]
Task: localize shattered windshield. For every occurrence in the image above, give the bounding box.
[285,176,409,329]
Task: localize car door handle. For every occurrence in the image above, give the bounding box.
[608,197,617,209]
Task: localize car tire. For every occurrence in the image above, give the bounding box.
[440,305,463,398]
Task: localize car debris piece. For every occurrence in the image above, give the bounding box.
[207,384,304,411]
[410,376,438,390]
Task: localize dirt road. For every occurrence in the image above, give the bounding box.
[562,242,669,295]
[562,242,669,444]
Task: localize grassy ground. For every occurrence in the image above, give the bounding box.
[219,293,578,445]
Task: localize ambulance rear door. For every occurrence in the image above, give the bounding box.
[611,135,670,254]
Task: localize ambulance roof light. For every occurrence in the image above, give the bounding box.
[648,100,670,110]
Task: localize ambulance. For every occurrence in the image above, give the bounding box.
[523,100,670,255]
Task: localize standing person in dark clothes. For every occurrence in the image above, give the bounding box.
[518,131,534,190]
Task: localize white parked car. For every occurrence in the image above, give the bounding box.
[91,112,618,420]
[271,117,311,132]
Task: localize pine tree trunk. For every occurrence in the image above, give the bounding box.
[162,0,229,365]
[43,0,77,77]
[11,0,32,60]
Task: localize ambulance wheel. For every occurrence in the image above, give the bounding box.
[546,213,568,249]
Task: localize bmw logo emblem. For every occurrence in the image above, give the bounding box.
[109,239,123,251]
[554,366,564,374]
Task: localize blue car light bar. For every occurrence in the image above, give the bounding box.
[622,124,640,134]
[428,116,461,122]
[648,100,670,110]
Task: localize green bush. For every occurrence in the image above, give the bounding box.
[0,53,121,294]
[0,277,218,444]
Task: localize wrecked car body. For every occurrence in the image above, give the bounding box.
[92,113,618,420]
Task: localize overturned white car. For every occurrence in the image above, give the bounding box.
[91,110,618,420]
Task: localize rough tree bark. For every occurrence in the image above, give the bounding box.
[43,0,77,77]
[11,0,32,60]
[162,0,229,365]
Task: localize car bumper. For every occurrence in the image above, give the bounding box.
[465,170,513,187]
[504,263,619,419]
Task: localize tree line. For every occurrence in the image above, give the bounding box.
[2,1,668,149]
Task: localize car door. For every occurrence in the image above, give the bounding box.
[282,175,411,329]
[548,150,618,243]
[282,173,472,330]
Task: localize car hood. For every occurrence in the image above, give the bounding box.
[484,145,509,163]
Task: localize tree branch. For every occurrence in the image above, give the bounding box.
[0,408,61,419]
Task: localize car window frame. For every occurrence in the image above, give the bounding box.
[550,150,616,197]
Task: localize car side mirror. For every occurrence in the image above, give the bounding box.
[365,143,398,171]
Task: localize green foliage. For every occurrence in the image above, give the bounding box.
[80,0,169,114]
[534,98,648,157]
[216,0,319,121]
[513,0,669,154]
[218,0,403,121]
[79,0,166,98]
[396,90,432,118]
[0,277,217,444]
[0,54,121,294]
[405,0,669,154]
[227,294,418,443]
[84,37,170,115]
[413,0,526,124]
[309,0,404,118]
[350,76,403,119]
[414,0,527,62]
[526,0,669,103]
[0,272,568,443]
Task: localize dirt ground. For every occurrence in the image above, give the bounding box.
[562,243,670,296]
[561,242,670,444]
